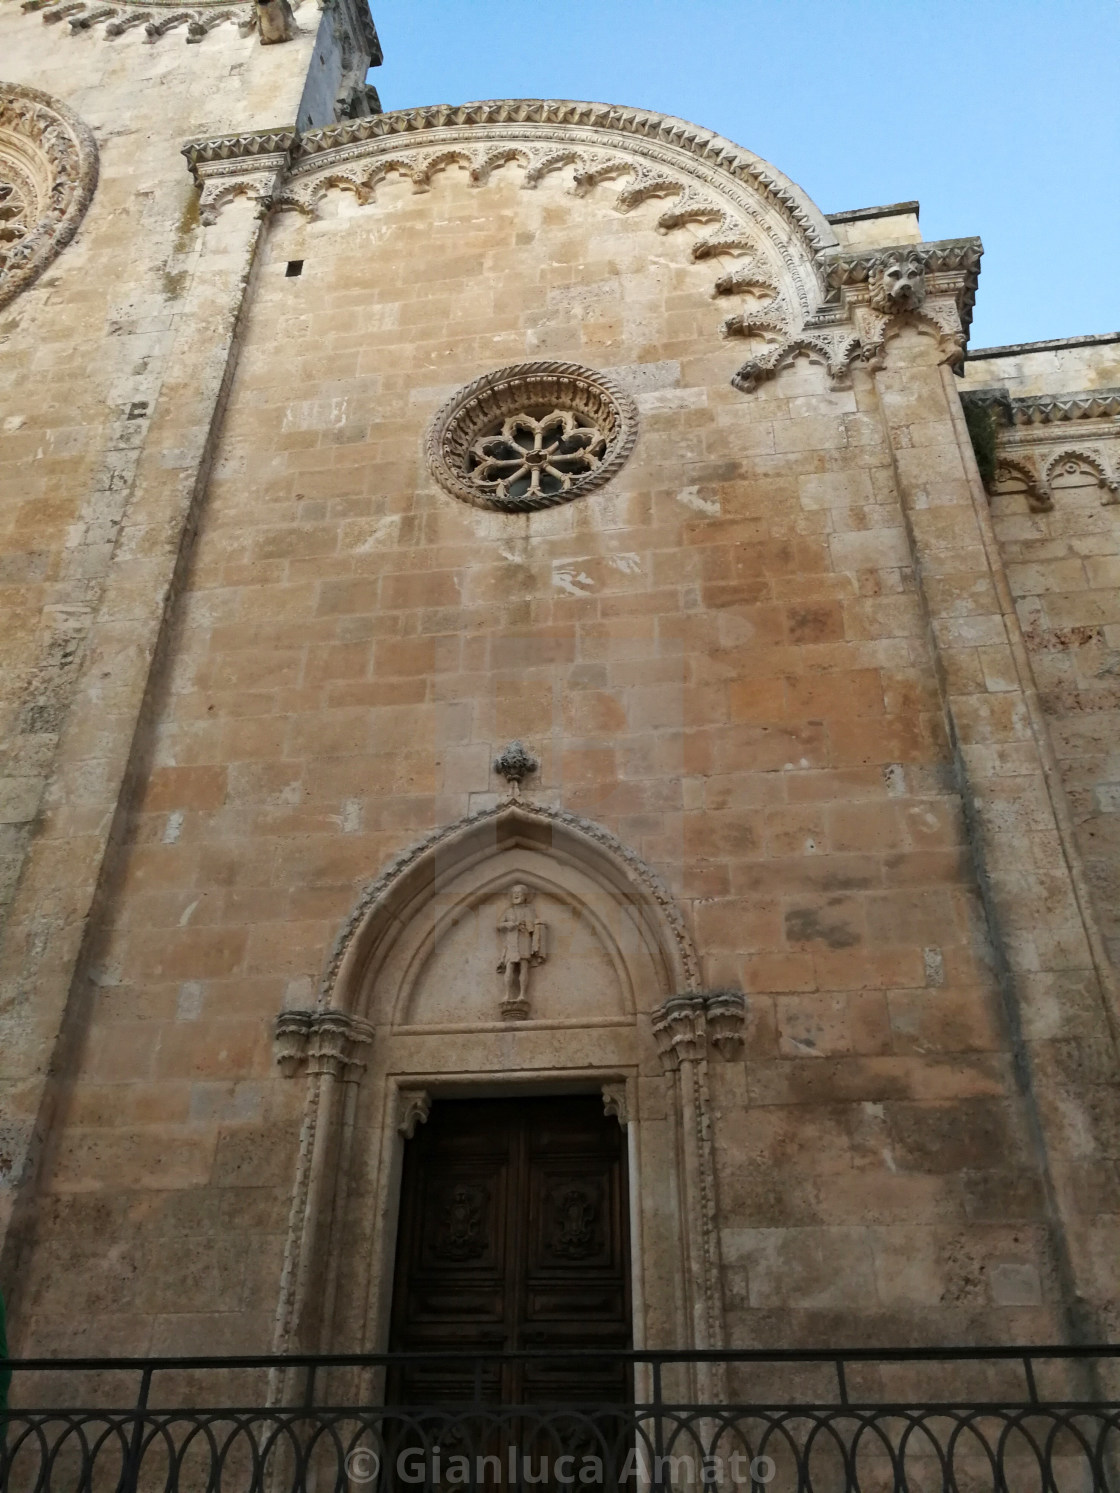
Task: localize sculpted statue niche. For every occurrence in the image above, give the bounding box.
[496,883,546,1020]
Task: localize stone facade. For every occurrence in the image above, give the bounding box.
[1,8,1118,1361]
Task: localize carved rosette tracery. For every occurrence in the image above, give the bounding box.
[0,84,98,311]
[427,363,638,513]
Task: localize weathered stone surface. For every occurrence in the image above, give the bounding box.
[0,28,1117,1359]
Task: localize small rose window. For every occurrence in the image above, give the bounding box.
[427,362,638,512]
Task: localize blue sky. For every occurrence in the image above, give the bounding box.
[368,0,1119,351]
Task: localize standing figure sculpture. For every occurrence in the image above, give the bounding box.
[496,883,546,1019]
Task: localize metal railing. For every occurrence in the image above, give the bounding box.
[2,1345,1119,1492]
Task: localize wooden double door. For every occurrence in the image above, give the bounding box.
[389,1096,632,1405]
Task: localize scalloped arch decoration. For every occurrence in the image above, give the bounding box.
[1044,448,1119,499]
[273,99,836,325]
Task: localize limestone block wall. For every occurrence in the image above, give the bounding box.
[13,152,1113,1355]
[0,5,341,1309]
[961,337,1120,967]
[0,1,321,920]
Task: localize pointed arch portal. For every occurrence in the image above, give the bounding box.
[271,800,742,1387]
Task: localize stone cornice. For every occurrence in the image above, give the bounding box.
[182,127,296,222]
[963,387,1120,427]
[181,106,985,394]
[821,236,983,340]
[183,127,297,168]
[288,98,837,254]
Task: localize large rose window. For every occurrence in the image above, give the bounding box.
[426,362,638,512]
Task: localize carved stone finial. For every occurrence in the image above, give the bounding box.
[397,1087,431,1139]
[496,882,546,1020]
[493,740,539,792]
[869,251,926,314]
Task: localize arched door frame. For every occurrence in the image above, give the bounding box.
[270,800,743,1394]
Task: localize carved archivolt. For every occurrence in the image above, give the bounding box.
[0,84,98,311]
[320,796,702,1004]
[185,102,983,393]
[188,99,831,352]
[268,800,735,1365]
[427,362,638,512]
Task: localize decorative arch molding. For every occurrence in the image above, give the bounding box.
[0,84,98,311]
[184,101,983,393]
[319,797,702,1011]
[992,455,1053,513]
[1044,446,1119,501]
[270,799,743,1386]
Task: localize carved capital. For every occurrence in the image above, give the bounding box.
[703,988,746,1059]
[652,988,745,1070]
[652,995,707,1071]
[274,1009,313,1077]
[396,1087,431,1139]
[273,1007,373,1080]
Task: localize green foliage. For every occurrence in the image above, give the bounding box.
[963,399,1000,491]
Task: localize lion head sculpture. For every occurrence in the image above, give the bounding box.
[869,253,926,313]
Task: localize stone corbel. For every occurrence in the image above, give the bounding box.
[601,1080,629,1125]
[396,1086,431,1139]
[827,237,981,372]
[729,237,980,394]
[182,127,297,225]
[651,988,745,1068]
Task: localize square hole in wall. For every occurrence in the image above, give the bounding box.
[286,260,304,278]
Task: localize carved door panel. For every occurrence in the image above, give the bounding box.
[389,1096,631,1405]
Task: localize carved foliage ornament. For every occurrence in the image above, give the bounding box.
[0,85,98,311]
[427,363,638,512]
